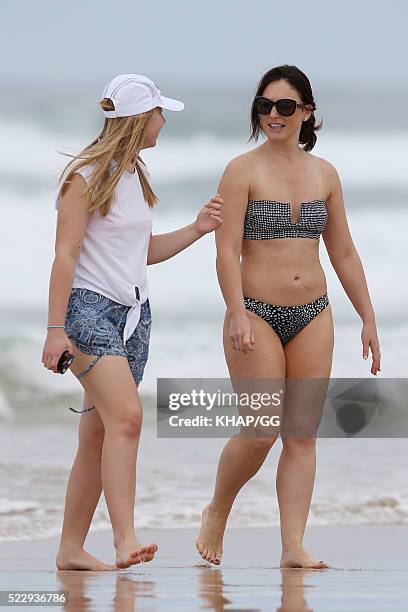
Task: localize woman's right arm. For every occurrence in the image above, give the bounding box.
[42,173,91,373]
[215,156,254,353]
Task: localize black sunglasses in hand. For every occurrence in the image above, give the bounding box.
[254,96,312,117]
[57,350,75,374]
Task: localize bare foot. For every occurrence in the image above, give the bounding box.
[280,546,330,569]
[195,504,228,565]
[115,539,158,569]
[56,547,116,571]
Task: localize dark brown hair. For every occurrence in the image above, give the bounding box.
[249,64,323,152]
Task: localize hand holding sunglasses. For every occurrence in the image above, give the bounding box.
[254,96,313,117]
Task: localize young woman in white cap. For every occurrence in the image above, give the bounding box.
[42,74,223,571]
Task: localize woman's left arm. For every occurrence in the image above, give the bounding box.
[147,195,223,264]
[321,160,381,376]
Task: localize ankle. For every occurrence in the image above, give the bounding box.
[282,542,304,554]
[206,501,230,518]
[114,533,139,549]
[58,542,84,554]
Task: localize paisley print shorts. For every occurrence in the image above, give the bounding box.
[64,287,151,386]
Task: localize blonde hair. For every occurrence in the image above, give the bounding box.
[57,98,158,217]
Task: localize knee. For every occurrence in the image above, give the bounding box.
[247,432,278,453]
[282,436,316,454]
[110,411,143,439]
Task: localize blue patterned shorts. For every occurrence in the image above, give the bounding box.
[64,287,151,387]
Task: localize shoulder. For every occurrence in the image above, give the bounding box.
[55,169,92,210]
[65,171,90,192]
[222,151,257,181]
[226,150,257,170]
[71,161,98,184]
[219,154,252,195]
[217,152,258,205]
[311,154,341,181]
[308,154,342,198]
[60,161,96,192]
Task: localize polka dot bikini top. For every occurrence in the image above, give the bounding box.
[243,199,328,240]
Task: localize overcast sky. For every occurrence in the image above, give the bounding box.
[1,0,406,90]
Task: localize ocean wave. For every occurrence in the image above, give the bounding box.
[1,493,407,543]
[1,117,408,188]
[0,391,13,420]
[0,498,42,516]
[143,131,408,189]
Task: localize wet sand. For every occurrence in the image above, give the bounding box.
[0,525,407,611]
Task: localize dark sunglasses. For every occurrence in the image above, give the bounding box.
[254,96,308,117]
[57,350,75,374]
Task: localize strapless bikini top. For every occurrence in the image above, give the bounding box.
[243,199,328,240]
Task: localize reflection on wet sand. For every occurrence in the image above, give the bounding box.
[57,570,155,611]
[57,564,315,611]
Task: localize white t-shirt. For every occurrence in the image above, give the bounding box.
[55,159,153,344]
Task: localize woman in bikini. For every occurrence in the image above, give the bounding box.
[42,74,223,571]
[196,64,381,568]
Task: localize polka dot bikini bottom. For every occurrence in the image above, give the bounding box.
[243,292,329,346]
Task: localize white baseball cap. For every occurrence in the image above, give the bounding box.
[101,73,184,118]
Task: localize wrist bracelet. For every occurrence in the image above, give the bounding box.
[47,325,65,329]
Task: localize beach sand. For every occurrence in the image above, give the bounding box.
[0,525,407,610]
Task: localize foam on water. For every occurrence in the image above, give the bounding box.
[142,130,408,188]
[1,433,408,542]
[1,117,408,188]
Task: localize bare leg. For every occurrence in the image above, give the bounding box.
[197,435,277,565]
[56,391,115,570]
[277,437,325,568]
[278,304,334,569]
[58,348,157,570]
[196,311,285,564]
